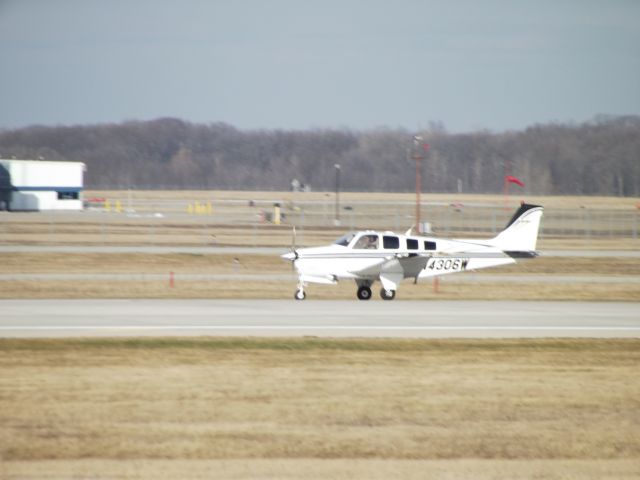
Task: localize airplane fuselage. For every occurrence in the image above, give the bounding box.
[281,204,543,300]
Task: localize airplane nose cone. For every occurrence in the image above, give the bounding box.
[281,251,295,261]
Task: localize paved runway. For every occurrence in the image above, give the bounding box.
[0,299,638,338]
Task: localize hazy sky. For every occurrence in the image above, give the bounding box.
[1,0,639,132]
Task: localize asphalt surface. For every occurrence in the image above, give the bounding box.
[0,299,638,338]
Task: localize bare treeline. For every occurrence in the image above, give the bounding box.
[0,115,638,195]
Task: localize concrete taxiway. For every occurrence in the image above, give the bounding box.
[0,299,638,338]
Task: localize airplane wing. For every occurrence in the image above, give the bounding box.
[344,255,415,290]
[347,248,519,285]
[346,256,394,277]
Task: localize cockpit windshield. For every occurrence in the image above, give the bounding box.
[353,233,379,249]
[334,232,356,246]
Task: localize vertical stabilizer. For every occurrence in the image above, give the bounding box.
[489,204,544,252]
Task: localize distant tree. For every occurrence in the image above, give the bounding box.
[0,116,638,195]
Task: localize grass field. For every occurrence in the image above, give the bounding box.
[0,252,639,300]
[1,338,639,479]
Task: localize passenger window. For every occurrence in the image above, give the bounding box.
[424,241,436,250]
[354,234,379,249]
[383,236,399,249]
[407,238,418,250]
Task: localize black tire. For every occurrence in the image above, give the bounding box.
[380,288,396,300]
[294,289,306,300]
[357,286,372,300]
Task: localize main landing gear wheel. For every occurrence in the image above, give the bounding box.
[380,288,396,300]
[357,286,372,300]
[294,289,306,300]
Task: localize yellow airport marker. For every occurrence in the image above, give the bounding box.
[274,205,281,225]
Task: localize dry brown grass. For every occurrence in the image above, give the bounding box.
[0,278,639,301]
[4,459,640,480]
[2,252,640,275]
[0,253,288,274]
[1,338,639,479]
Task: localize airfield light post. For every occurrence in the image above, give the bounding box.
[334,163,341,226]
[411,137,429,233]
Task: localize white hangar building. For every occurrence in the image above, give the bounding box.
[0,159,86,211]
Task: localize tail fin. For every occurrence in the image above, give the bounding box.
[489,204,544,253]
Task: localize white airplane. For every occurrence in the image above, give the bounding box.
[281,203,543,300]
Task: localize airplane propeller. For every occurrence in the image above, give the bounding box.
[282,226,299,270]
[292,225,297,252]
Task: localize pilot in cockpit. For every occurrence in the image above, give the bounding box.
[354,234,379,249]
